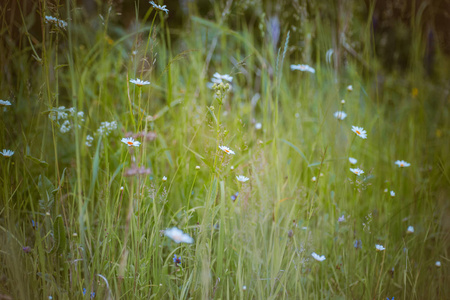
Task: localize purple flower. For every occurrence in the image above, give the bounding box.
[338,215,345,222]
[22,246,31,253]
[353,239,362,249]
[173,254,181,266]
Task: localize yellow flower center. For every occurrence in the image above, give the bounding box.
[127,141,133,145]
[400,163,404,167]
[356,130,361,135]
[225,149,229,153]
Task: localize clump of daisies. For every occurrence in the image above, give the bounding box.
[44,16,68,29]
[290,64,315,73]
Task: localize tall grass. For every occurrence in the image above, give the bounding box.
[0,0,449,299]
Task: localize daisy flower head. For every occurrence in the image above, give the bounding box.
[290,64,315,73]
[0,100,12,106]
[149,1,169,14]
[212,72,233,83]
[130,78,150,87]
[435,261,441,267]
[349,157,357,164]
[236,175,249,182]
[219,145,235,155]
[1,149,14,157]
[351,126,367,139]
[395,160,410,168]
[121,137,141,147]
[255,122,262,130]
[375,244,385,251]
[406,226,414,234]
[311,176,317,182]
[162,176,167,182]
[164,227,194,244]
[347,85,353,92]
[390,190,395,197]
[334,111,347,120]
[311,252,326,261]
[350,168,364,176]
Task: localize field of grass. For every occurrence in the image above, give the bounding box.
[1,0,449,299]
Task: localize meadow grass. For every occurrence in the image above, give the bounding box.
[0,1,449,299]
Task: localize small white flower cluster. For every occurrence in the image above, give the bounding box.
[44,15,68,29]
[86,135,94,147]
[97,121,118,136]
[49,106,85,134]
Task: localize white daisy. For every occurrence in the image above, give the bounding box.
[375,244,385,251]
[333,111,347,120]
[435,261,441,267]
[164,227,194,244]
[311,176,317,182]
[1,149,14,157]
[390,190,395,197]
[351,126,367,139]
[130,78,150,87]
[0,100,12,106]
[406,226,414,234]
[349,157,357,164]
[236,175,249,182]
[290,64,315,73]
[149,1,169,14]
[219,145,235,155]
[350,168,364,176]
[311,252,326,261]
[384,188,388,193]
[162,176,167,182]
[255,123,262,130]
[347,85,353,92]
[395,160,410,168]
[195,166,200,170]
[121,137,141,147]
[341,99,345,104]
[212,72,233,83]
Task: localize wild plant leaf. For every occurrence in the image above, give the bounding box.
[49,215,66,255]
